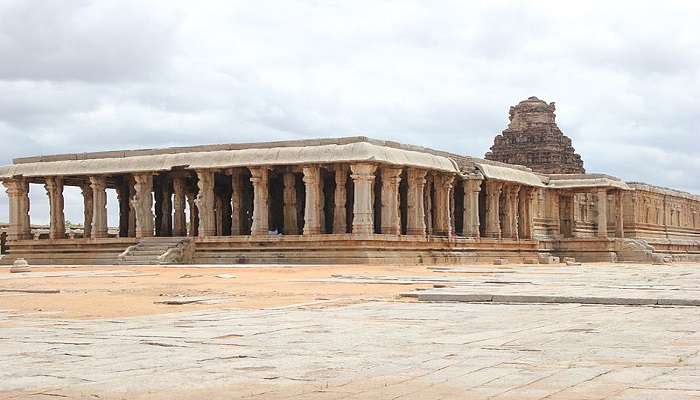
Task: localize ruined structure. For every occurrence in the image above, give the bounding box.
[486,96,585,174]
[1,98,698,265]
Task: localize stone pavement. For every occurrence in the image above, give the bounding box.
[2,299,700,399]
[312,264,700,305]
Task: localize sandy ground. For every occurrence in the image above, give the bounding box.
[0,263,445,320]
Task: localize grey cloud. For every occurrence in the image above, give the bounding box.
[0,0,179,82]
[1,0,700,224]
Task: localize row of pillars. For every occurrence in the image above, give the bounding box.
[483,181,536,240]
[2,163,540,242]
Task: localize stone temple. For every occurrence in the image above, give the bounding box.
[1,97,699,265]
[486,96,585,174]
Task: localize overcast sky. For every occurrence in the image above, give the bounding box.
[1,0,699,225]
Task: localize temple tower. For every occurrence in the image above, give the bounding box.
[485,96,585,174]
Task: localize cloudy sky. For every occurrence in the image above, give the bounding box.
[1,0,699,225]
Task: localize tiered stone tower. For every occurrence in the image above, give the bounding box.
[485,96,585,174]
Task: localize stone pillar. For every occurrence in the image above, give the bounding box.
[215,194,224,236]
[249,167,269,236]
[172,176,187,237]
[160,179,173,237]
[597,188,609,238]
[132,173,154,238]
[462,178,482,238]
[283,172,298,235]
[615,190,624,238]
[230,169,243,235]
[127,178,136,237]
[350,163,377,235]
[509,185,521,240]
[501,185,513,239]
[186,189,199,237]
[195,170,216,237]
[484,181,502,238]
[3,177,31,240]
[424,174,433,235]
[302,166,322,235]
[406,168,427,236]
[81,182,93,239]
[89,176,108,239]
[432,173,454,236]
[518,187,534,240]
[116,179,130,237]
[44,176,65,240]
[333,166,349,234]
[380,166,402,235]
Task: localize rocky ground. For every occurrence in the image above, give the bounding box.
[1,262,699,399]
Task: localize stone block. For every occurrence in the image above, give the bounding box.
[10,258,31,273]
[523,258,538,264]
[493,258,508,265]
[538,255,560,264]
[563,257,576,263]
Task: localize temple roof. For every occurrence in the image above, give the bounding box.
[0,136,640,190]
[0,138,461,178]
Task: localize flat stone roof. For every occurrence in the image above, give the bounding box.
[13,136,472,165]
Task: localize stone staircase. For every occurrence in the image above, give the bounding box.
[118,237,194,265]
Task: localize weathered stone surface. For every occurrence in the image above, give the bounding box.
[485,96,585,174]
[9,258,30,273]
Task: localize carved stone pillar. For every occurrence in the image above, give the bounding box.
[333,166,348,234]
[484,181,503,238]
[597,188,609,238]
[350,163,377,235]
[45,176,65,240]
[116,178,130,237]
[518,187,534,239]
[229,169,243,235]
[215,194,223,236]
[424,174,433,235]
[380,166,402,235]
[508,185,521,240]
[132,173,154,238]
[195,170,216,237]
[3,177,31,240]
[615,190,624,238]
[81,182,93,239]
[432,173,454,236]
[172,176,187,237]
[283,172,298,235]
[302,166,322,235]
[249,167,269,236]
[89,176,108,239]
[406,168,427,236]
[462,178,482,238]
[160,178,173,237]
[186,188,199,237]
[127,178,136,237]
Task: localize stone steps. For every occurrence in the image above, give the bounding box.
[117,237,192,265]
